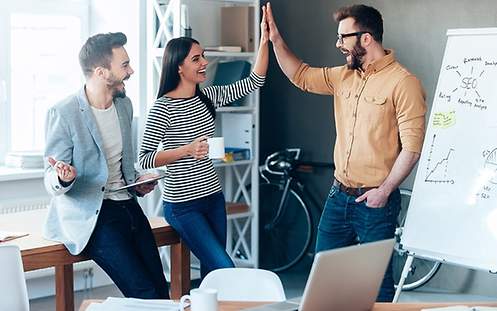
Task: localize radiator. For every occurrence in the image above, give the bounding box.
[0,197,50,214]
[0,197,96,280]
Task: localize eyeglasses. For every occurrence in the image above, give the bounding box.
[336,31,369,45]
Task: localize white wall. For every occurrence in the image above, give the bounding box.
[0,1,150,299]
[89,0,147,118]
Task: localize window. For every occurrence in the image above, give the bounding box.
[0,0,88,164]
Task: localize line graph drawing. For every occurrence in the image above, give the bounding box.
[425,134,455,184]
[484,148,497,185]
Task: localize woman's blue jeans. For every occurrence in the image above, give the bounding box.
[315,185,401,302]
[164,192,235,279]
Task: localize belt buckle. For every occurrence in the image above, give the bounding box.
[345,185,357,196]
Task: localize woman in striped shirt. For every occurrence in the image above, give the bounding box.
[139,8,269,278]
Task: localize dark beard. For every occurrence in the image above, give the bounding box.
[112,89,126,99]
[108,74,130,99]
[347,41,367,70]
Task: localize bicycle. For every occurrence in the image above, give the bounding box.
[256,148,441,290]
[256,148,333,272]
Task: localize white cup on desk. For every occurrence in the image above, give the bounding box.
[207,137,225,159]
[180,288,218,311]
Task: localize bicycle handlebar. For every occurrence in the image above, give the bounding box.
[262,148,334,177]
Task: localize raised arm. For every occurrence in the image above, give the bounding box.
[252,4,269,77]
[265,2,302,80]
[201,7,269,107]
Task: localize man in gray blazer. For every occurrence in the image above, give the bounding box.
[44,32,169,299]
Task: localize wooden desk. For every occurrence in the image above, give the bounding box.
[0,209,190,311]
[79,300,497,311]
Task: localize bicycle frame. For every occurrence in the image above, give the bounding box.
[259,148,328,230]
[257,148,334,272]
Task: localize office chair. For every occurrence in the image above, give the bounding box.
[0,245,29,311]
[200,268,286,301]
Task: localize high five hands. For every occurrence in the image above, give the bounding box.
[262,2,281,44]
[260,3,269,44]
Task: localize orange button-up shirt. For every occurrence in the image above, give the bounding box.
[291,50,426,188]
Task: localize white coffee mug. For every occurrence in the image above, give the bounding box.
[207,137,225,159]
[180,288,218,311]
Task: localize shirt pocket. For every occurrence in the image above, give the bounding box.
[362,95,387,127]
[364,96,386,105]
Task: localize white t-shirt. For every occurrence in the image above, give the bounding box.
[91,103,131,201]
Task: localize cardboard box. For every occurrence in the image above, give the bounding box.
[221,6,254,52]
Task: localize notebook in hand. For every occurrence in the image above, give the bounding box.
[108,172,167,192]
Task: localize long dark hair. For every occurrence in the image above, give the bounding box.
[156,37,216,119]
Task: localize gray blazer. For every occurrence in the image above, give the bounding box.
[43,87,137,255]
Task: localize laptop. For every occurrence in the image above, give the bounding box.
[242,239,395,311]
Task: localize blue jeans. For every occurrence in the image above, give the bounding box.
[164,192,235,279]
[315,185,401,302]
[84,199,169,299]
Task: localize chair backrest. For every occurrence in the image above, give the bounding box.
[0,245,30,311]
[199,268,286,302]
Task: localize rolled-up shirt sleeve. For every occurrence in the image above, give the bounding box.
[393,75,427,153]
[290,62,337,96]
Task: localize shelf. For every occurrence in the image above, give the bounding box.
[226,202,250,215]
[217,106,254,113]
[213,159,252,167]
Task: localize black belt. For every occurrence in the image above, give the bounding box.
[333,178,375,197]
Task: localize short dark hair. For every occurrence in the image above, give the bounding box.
[79,32,127,78]
[334,4,383,43]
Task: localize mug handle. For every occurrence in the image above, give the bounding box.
[179,294,191,311]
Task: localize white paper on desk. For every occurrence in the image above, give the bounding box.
[421,306,497,311]
[94,297,182,310]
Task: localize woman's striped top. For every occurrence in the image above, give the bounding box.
[139,72,265,203]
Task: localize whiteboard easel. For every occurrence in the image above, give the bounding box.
[394,27,497,302]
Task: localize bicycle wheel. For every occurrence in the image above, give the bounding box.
[393,188,441,290]
[258,182,312,272]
